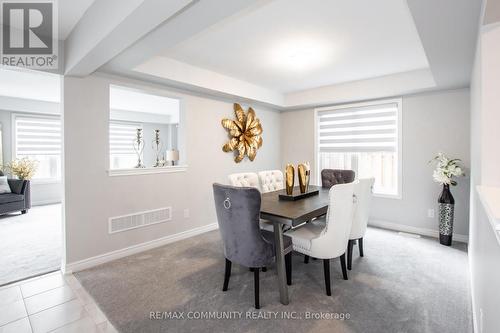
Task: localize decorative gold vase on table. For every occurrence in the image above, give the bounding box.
[298,162,311,194]
[285,164,294,195]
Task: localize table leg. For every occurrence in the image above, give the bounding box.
[273,222,289,305]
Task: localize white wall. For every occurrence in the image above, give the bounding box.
[281,88,471,238]
[469,23,500,333]
[280,108,316,182]
[371,89,470,237]
[63,73,281,264]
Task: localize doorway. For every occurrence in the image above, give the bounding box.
[0,67,63,286]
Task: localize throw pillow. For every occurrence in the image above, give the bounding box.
[0,176,11,194]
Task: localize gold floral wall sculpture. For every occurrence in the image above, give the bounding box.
[221,103,263,163]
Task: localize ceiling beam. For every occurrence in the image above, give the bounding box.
[64,0,195,76]
[102,0,261,73]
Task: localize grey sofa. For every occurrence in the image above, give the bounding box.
[0,171,31,215]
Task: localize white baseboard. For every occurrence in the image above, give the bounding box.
[470,263,479,333]
[63,223,219,274]
[369,220,469,243]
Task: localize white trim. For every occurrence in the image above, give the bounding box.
[314,98,403,199]
[107,165,188,176]
[470,260,479,333]
[369,219,469,243]
[63,223,218,274]
[476,186,500,244]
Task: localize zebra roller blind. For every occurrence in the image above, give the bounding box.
[109,121,141,156]
[15,115,61,156]
[317,102,399,153]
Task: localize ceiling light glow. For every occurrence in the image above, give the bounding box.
[270,38,331,71]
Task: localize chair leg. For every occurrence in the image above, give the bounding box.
[254,268,260,309]
[304,255,309,264]
[285,252,292,285]
[340,254,348,280]
[21,210,27,214]
[359,238,364,257]
[347,240,354,270]
[222,258,231,291]
[323,259,331,296]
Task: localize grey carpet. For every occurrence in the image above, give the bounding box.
[0,204,62,285]
[75,227,472,333]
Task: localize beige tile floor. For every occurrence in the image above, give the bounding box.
[0,271,117,333]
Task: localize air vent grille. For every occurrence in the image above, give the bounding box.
[109,207,172,234]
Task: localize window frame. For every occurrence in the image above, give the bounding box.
[12,113,62,184]
[314,98,403,199]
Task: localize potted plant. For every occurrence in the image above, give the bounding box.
[6,157,38,180]
[4,157,38,212]
[430,153,465,246]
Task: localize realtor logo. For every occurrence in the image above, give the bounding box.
[1,0,58,69]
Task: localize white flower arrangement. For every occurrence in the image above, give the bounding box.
[430,153,465,186]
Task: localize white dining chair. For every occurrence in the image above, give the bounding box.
[285,181,356,296]
[258,170,284,193]
[347,178,375,270]
[228,172,260,190]
[227,172,273,232]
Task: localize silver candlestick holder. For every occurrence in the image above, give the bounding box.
[132,128,145,168]
[152,129,164,167]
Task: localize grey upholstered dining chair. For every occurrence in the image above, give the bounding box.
[321,169,356,188]
[213,183,293,309]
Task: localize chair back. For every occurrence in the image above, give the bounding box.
[213,183,274,267]
[228,172,260,190]
[258,170,284,193]
[350,178,375,240]
[311,182,356,259]
[321,169,355,188]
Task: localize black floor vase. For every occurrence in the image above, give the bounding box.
[438,184,455,246]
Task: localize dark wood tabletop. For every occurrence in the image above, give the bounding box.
[260,185,330,226]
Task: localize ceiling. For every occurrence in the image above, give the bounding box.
[56,0,482,108]
[161,0,429,93]
[58,0,96,40]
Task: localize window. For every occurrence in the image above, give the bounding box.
[14,115,62,181]
[316,99,402,197]
[109,121,142,169]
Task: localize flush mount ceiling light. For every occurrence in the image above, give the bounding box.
[270,38,331,71]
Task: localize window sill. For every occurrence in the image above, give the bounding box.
[107,165,188,177]
[373,193,402,200]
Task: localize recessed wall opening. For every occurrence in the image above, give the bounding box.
[108,85,184,172]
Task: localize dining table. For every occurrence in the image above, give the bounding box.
[260,185,330,305]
